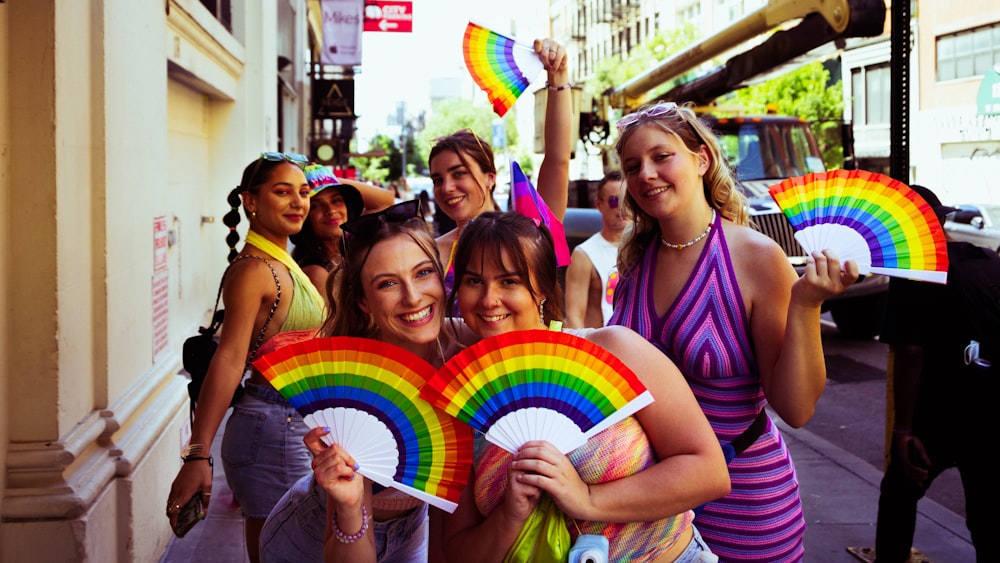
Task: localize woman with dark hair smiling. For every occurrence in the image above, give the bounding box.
[291,164,393,295]
[166,152,327,563]
[439,211,730,563]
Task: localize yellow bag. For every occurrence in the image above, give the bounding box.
[503,495,571,563]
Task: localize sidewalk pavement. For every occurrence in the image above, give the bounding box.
[160,415,975,563]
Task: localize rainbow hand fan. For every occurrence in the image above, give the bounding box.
[769,169,949,284]
[422,330,654,454]
[463,21,544,117]
[252,336,473,513]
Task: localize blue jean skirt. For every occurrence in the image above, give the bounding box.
[221,381,311,519]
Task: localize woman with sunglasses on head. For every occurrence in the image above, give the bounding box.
[166,152,328,563]
[610,102,859,561]
[439,211,731,563]
[260,199,475,563]
[291,164,394,295]
[429,38,573,293]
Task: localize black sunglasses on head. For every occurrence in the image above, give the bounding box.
[340,199,422,259]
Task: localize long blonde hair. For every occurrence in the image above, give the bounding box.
[613,103,748,275]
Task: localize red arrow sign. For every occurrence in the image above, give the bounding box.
[363,1,413,33]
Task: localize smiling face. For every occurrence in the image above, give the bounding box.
[308,187,351,241]
[429,148,496,225]
[357,233,444,353]
[456,246,544,338]
[619,124,709,220]
[243,161,311,239]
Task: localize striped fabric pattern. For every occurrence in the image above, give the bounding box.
[609,213,805,561]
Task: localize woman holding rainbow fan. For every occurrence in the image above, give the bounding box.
[437,211,730,563]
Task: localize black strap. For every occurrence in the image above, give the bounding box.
[189,256,281,422]
[205,255,282,372]
[230,255,282,372]
[729,409,768,457]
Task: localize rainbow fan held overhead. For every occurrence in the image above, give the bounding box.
[463,21,544,118]
[769,169,949,284]
[422,330,653,454]
[252,336,473,512]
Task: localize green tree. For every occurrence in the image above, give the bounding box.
[349,133,396,185]
[724,61,845,168]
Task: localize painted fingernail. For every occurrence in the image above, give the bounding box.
[352,462,360,471]
[322,426,331,433]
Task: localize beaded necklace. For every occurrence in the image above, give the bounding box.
[660,209,716,250]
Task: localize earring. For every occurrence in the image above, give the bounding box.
[538,299,546,325]
[251,210,257,219]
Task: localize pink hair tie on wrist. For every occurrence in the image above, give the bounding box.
[331,504,369,543]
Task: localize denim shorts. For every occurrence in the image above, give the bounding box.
[221,381,311,519]
[259,474,326,563]
[258,473,428,563]
[674,525,719,563]
[373,502,428,563]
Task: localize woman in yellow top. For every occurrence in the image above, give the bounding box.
[166,153,327,563]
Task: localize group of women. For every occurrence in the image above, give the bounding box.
[166,36,858,563]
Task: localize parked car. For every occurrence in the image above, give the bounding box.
[564,207,604,252]
[944,204,1000,252]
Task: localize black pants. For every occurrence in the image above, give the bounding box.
[874,421,993,562]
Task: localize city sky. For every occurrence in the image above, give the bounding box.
[352,1,549,146]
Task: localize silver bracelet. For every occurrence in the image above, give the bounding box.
[546,81,572,91]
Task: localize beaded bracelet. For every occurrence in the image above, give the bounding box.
[331,504,369,543]
[546,81,573,91]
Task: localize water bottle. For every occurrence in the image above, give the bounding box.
[568,534,609,563]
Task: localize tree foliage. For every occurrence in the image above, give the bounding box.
[723,61,845,168]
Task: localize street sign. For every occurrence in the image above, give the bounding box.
[313,78,355,119]
[977,66,1000,116]
[363,1,412,33]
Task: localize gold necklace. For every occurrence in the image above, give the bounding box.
[660,209,716,250]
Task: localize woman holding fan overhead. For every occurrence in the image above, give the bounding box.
[438,211,730,563]
[610,102,859,561]
[166,152,327,563]
[429,36,573,293]
[258,199,478,563]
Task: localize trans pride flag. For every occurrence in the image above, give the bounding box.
[510,160,571,267]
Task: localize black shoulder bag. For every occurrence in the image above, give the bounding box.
[183,255,281,422]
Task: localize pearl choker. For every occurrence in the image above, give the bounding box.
[661,209,716,250]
